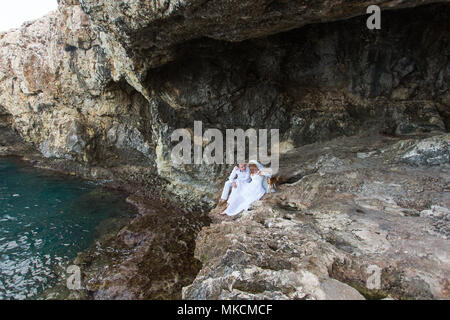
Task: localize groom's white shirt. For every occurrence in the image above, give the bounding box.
[228,166,250,183]
[221,166,250,201]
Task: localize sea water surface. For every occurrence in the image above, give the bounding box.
[0,157,136,299]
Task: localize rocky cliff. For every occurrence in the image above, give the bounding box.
[0,0,449,299]
[1,0,449,206]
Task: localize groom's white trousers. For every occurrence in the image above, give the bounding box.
[221,181,234,201]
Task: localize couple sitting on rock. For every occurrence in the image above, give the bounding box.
[219,160,274,216]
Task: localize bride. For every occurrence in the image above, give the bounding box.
[221,163,269,216]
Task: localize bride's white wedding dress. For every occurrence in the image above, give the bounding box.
[224,173,266,216]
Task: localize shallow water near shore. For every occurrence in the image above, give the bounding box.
[0,157,137,300]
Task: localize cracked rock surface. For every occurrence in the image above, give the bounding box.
[185,133,449,299]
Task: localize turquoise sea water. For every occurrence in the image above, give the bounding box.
[0,158,135,300]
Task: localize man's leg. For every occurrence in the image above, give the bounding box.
[220,181,233,203]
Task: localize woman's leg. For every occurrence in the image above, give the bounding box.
[223,195,245,216]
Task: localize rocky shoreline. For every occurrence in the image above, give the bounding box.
[0,0,449,300]
[41,194,210,300]
[1,128,211,300]
[2,126,448,300]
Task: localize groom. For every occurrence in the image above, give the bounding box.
[219,163,250,205]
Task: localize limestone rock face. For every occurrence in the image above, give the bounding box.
[0,1,154,165]
[184,133,449,300]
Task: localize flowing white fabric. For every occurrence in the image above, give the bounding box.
[227,179,246,204]
[224,173,266,216]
